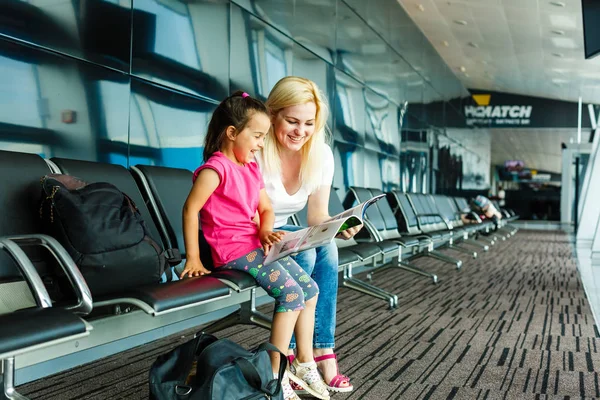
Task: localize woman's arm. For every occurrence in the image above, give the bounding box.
[180,168,220,278]
[257,189,285,254]
[306,185,332,226]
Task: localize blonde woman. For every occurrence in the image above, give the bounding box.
[256,76,360,393]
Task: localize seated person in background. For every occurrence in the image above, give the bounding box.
[468,195,502,229]
[182,91,330,400]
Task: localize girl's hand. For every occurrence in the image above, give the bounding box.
[259,230,286,255]
[336,224,363,240]
[180,259,211,279]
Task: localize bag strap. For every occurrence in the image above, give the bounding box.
[233,343,287,396]
[163,248,182,282]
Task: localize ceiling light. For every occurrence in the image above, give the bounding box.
[551,37,577,49]
[551,29,565,35]
[454,20,468,25]
[468,42,479,48]
[549,1,566,7]
[549,15,577,29]
[552,52,564,57]
[417,4,425,11]
[442,40,450,47]
[459,66,467,72]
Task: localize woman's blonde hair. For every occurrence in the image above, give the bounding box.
[262,76,331,192]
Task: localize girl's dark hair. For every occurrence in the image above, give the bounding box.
[203,91,269,161]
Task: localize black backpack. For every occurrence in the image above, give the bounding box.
[39,174,176,296]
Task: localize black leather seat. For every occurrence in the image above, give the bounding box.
[349,187,425,251]
[338,248,361,265]
[130,164,271,331]
[50,157,232,314]
[0,307,87,357]
[130,164,258,293]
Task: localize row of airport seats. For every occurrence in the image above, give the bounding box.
[286,186,519,308]
[0,149,517,399]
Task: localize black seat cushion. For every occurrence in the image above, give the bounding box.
[346,242,381,259]
[394,236,420,247]
[375,240,401,253]
[338,248,361,265]
[209,269,258,291]
[0,307,87,356]
[122,276,230,314]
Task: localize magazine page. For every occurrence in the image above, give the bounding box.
[263,228,309,265]
[264,219,347,265]
[263,194,385,265]
[326,193,386,230]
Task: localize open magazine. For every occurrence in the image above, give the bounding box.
[263,193,386,265]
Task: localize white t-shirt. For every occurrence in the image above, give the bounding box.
[256,144,335,228]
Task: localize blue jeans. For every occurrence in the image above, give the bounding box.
[278,224,339,349]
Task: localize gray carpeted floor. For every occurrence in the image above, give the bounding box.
[20,230,599,399]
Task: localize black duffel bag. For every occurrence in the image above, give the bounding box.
[149,332,286,400]
[39,174,177,296]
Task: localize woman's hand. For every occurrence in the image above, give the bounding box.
[259,230,286,255]
[336,224,363,240]
[180,258,211,279]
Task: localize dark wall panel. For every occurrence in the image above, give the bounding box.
[0,0,132,72]
[131,0,230,101]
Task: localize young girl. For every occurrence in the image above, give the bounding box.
[181,91,330,400]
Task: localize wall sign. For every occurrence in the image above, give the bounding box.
[443,90,599,129]
[465,94,532,126]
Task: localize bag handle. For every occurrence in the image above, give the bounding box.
[233,343,287,396]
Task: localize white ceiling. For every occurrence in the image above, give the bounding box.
[491,128,591,173]
[397,0,600,105]
[397,0,599,173]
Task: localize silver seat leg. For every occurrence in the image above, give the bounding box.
[2,358,28,400]
[448,243,477,259]
[342,265,398,309]
[463,238,489,252]
[396,260,439,283]
[426,250,463,269]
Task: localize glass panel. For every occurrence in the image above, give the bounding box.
[0,0,132,72]
[129,78,217,170]
[365,89,398,154]
[292,0,336,64]
[132,0,229,101]
[345,0,391,42]
[292,46,335,129]
[0,37,130,163]
[333,69,365,146]
[363,149,383,190]
[332,141,363,194]
[230,5,292,99]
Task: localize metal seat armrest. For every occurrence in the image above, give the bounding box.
[361,219,383,241]
[0,238,53,309]
[6,234,93,315]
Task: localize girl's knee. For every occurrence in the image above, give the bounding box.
[275,283,306,312]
